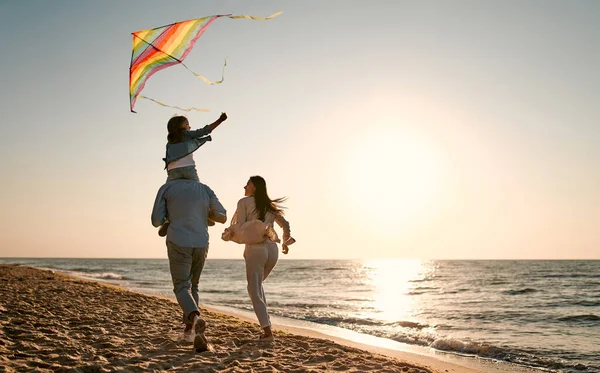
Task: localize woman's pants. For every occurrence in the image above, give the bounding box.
[244,242,279,328]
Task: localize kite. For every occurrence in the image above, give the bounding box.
[129,12,282,113]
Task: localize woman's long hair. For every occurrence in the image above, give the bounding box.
[167,116,188,144]
[250,175,286,221]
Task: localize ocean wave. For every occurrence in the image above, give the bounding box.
[387,333,433,346]
[442,288,468,294]
[409,278,433,283]
[344,322,594,373]
[572,300,600,307]
[406,287,439,295]
[388,320,428,329]
[134,281,161,286]
[69,267,99,273]
[382,327,500,353]
[79,272,128,280]
[511,353,593,372]
[307,303,345,310]
[535,299,600,309]
[285,266,313,272]
[503,288,539,295]
[302,315,384,327]
[413,286,438,291]
[297,315,430,330]
[201,289,237,294]
[557,314,600,323]
[536,273,599,279]
[430,338,506,358]
[343,297,370,302]
[268,302,346,310]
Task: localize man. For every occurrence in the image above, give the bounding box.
[151,179,226,352]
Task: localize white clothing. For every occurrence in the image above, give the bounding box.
[244,242,279,327]
[167,153,195,171]
[232,196,291,328]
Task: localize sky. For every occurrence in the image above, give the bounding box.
[0,1,598,260]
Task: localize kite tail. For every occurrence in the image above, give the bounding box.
[133,57,226,112]
[129,11,282,113]
[180,57,227,85]
[137,95,210,113]
[228,11,283,20]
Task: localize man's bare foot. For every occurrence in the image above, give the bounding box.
[193,316,208,352]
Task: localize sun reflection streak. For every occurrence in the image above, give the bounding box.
[361,259,431,323]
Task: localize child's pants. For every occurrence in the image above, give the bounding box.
[244,242,279,328]
[167,165,199,182]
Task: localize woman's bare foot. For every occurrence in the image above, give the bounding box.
[259,326,274,341]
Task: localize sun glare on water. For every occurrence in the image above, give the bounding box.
[362,258,427,322]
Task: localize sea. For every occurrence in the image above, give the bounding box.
[1,258,598,373]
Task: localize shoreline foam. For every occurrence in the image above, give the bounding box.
[199,304,545,373]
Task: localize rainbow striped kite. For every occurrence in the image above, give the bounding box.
[129,12,282,113]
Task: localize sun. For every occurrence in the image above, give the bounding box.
[343,130,441,230]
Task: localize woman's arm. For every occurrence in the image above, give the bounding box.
[221,199,245,244]
[273,213,291,243]
[235,198,247,226]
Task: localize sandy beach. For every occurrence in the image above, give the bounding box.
[0,264,497,373]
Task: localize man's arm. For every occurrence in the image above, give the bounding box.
[151,185,168,227]
[206,186,227,224]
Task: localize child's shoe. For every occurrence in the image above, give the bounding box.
[158,221,170,237]
[207,209,216,226]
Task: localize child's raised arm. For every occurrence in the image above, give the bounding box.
[207,112,228,132]
[185,113,227,138]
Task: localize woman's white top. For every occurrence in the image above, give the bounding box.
[223,196,291,245]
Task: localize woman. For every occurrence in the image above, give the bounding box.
[233,175,292,341]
